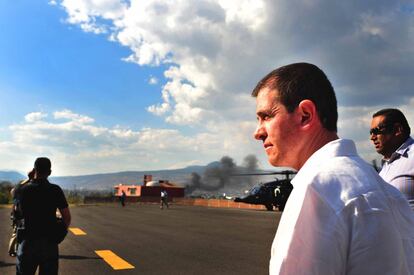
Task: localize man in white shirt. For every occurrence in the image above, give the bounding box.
[252,63,414,275]
[370,108,414,208]
[160,190,169,209]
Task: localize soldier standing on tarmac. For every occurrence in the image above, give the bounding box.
[160,190,169,209]
[16,157,71,275]
[120,190,126,207]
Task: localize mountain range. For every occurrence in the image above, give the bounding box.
[0,161,279,196]
[0,171,26,183]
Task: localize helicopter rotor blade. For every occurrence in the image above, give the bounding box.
[231,170,297,176]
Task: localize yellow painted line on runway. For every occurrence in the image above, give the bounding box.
[69,227,87,235]
[95,250,135,270]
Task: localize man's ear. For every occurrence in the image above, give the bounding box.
[393,123,403,137]
[297,100,317,128]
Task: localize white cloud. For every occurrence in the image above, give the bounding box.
[56,0,414,123]
[53,109,94,124]
[147,102,170,116]
[25,112,48,123]
[2,109,262,175]
[50,1,414,172]
[59,0,127,33]
[148,76,158,85]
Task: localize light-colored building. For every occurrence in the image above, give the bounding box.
[114,175,185,198]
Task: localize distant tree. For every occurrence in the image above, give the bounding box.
[65,189,84,204]
[63,189,114,204]
[0,181,13,204]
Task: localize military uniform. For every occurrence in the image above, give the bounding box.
[16,178,68,275]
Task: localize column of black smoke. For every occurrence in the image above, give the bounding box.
[203,156,236,190]
[186,172,202,194]
[242,154,259,188]
[186,155,259,195]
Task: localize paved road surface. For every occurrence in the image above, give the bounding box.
[0,203,281,274]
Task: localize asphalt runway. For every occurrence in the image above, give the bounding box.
[0,203,281,275]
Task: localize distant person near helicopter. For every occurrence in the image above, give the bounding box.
[160,190,169,209]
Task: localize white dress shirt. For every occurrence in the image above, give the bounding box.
[380,137,414,207]
[270,139,414,275]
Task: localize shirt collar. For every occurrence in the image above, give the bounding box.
[291,139,357,189]
[384,136,414,163]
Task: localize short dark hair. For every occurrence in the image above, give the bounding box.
[252,63,338,132]
[34,157,51,174]
[373,108,411,139]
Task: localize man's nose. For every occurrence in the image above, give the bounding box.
[254,124,266,141]
[370,133,376,141]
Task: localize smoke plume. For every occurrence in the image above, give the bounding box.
[186,154,260,195]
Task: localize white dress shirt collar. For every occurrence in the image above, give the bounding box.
[381,136,414,165]
[291,138,356,189]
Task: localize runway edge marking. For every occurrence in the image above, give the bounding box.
[69,227,87,235]
[95,250,135,270]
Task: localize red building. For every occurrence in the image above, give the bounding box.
[114,175,185,198]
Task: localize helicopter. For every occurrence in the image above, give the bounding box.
[233,170,296,211]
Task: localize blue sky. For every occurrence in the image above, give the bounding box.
[0,1,413,176]
[0,1,166,129]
